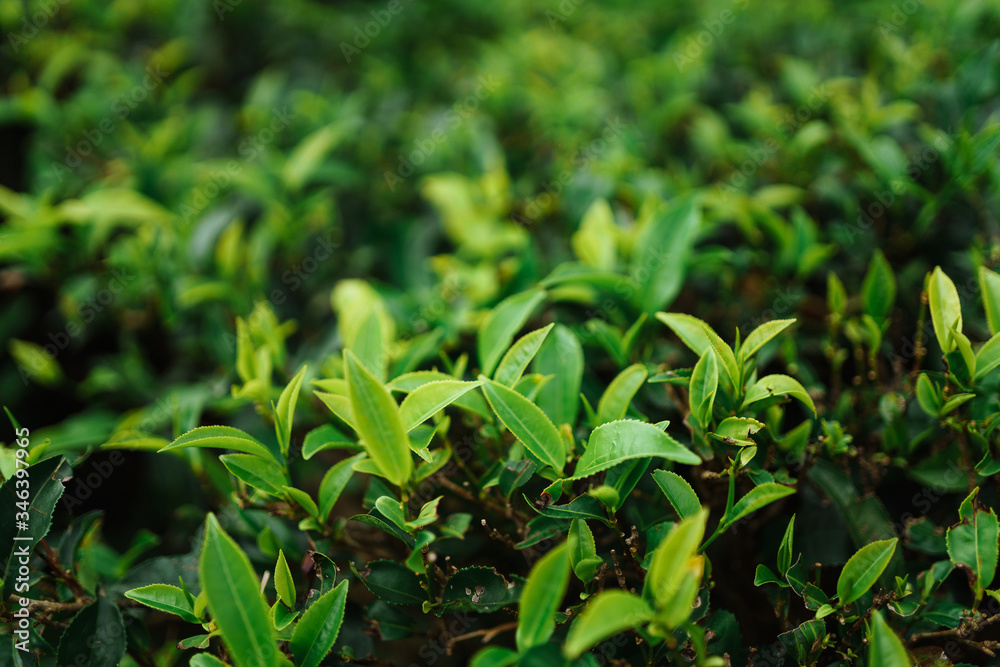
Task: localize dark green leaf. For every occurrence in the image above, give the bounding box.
[352,560,426,606]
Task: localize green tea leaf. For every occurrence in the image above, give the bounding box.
[569,519,601,584]
[480,376,565,473]
[532,323,584,428]
[200,514,278,667]
[778,515,796,576]
[634,195,701,313]
[742,374,816,415]
[161,426,278,463]
[946,488,999,600]
[974,331,1000,380]
[741,319,796,363]
[928,266,962,354]
[572,198,618,270]
[645,509,708,608]
[657,313,739,387]
[915,373,942,416]
[979,266,1000,336]
[596,363,648,425]
[56,594,126,667]
[438,566,523,614]
[1,456,69,597]
[867,610,912,667]
[314,391,356,431]
[345,349,413,486]
[220,453,287,496]
[478,289,546,376]
[494,324,553,387]
[721,483,796,532]
[398,380,482,431]
[353,560,426,606]
[124,584,201,623]
[290,580,349,667]
[275,550,295,608]
[274,365,307,457]
[564,590,654,658]
[570,420,700,480]
[837,538,898,606]
[301,424,357,460]
[470,647,520,667]
[516,539,571,651]
[861,250,896,322]
[711,417,765,447]
[319,452,366,521]
[282,486,319,518]
[652,470,702,520]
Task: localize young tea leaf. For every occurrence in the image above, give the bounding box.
[837,538,898,607]
[478,289,546,377]
[480,376,565,473]
[124,584,201,623]
[570,420,700,480]
[345,350,413,486]
[494,324,554,387]
[200,514,278,667]
[651,470,702,520]
[596,363,648,425]
[928,266,962,354]
[532,323,584,428]
[867,610,912,667]
[564,591,654,659]
[398,380,482,431]
[274,365,307,457]
[515,539,572,651]
[289,580,349,667]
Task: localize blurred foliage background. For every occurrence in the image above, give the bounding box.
[2,0,1000,663]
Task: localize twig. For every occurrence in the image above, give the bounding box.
[450,621,518,645]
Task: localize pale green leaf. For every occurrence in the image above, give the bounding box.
[596,363,648,425]
[478,289,546,376]
[570,420,700,480]
[398,380,482,431]
[928,266,962,354]
[200,514,278,667]
[564,591,654,659]
[515,540,571,651]
[480,376,565,473]
[742,374,816,415]
[651,470,702,520]
[345,350,413,486]
[494,324,553,387]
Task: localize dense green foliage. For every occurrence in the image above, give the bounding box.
[3,0,1000,665]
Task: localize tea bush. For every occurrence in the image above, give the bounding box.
[3,0,1000,665]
